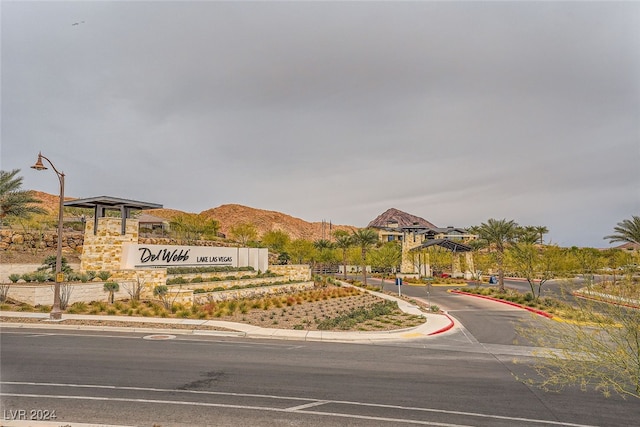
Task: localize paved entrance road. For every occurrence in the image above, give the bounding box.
[377,278,544,347]
[2,328,638,427]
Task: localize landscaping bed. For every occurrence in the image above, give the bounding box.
[0,285,426,332]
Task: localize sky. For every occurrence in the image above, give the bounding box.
[2,1,638,248]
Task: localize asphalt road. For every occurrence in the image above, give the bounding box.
[2,276,638,426]
[2,327,638,427]
[377,277,544,346]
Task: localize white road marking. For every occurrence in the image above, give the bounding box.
[1,381,598,427]
[285,400,331,411]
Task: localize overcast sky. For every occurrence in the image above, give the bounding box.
[2,1,638,248]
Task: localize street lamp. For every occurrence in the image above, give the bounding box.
[31,152,65,320]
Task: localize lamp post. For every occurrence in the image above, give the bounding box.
[31,152,65,320]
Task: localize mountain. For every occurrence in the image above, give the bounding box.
[29,190,75,214]
[29,191,356,241]
[367,208,437,229]
[195,204,355,241]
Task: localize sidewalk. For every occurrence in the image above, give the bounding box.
[0,289,455,343]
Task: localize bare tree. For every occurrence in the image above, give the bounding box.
[122,274,146,302]
[517,279,640,399]
[0,284,10,302]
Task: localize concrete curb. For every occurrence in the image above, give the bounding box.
[0,285,457,342]
[449,289,554,318]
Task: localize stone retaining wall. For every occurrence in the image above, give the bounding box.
[193,281,315,303]
[173,276,287,292]
[269,265,311,281]
[0,229,83,252]
[3,282,130,307]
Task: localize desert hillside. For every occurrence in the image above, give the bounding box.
[149,204,356,241]
[30,191,357,241]
[197,204,356,240]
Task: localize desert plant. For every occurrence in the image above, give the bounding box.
[8,274,21,283]
[97,271,112,281]
[59,283,73,309]
[0,284,9,302]
[33,271,49,282]
[153,285,178,310]
[103,282,120,304]
[38,255,73,274]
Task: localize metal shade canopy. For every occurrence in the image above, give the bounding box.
[410,238,472,253]
[64,196,163,235]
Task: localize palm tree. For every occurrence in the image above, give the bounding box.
[0,169,47,221]
[334,233,353,280]
[475,218,519,292]
[534,226,549,245]
[604,216,640,246]
[351,228,379,286]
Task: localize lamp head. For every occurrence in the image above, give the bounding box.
[31,153,48,171]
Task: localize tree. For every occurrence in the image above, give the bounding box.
[230,222,258,246]
[518,279,640,400]
[351,228,379,285]
[334,232,354,280]
[169,213,220,241]
[508,243,564,300]
[122,273,145,302]
[312,239,337,274]
[569,247,603,286]
[0,169,47,222]
[369,242,402,288]
[153,285,171,309]
[474,218,519,292]
[261,230,291,253]
[604,215,640,246]
[286,239,315,264]
[103,282,119,304]
[534,226,549,245]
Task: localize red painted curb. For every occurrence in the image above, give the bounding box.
[450,290,554,318]
[427,313,455,336]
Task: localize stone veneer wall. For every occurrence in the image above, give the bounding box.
[80,217,138,272]
[109,268,168,299]
[268,264,311,281]
[400,232,431,275]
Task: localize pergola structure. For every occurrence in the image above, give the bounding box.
[405,238,473,278]
[410,238,472,253]
[64,196,162,235]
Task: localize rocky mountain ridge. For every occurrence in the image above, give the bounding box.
[29,191,357,241]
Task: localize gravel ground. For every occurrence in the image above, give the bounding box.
[1,292,428,332]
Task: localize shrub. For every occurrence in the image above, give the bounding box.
[8,274,21,283]
[17,303,34,312]
[97,271,111,281]
[166,277,188,285]
[67,301,88,313]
